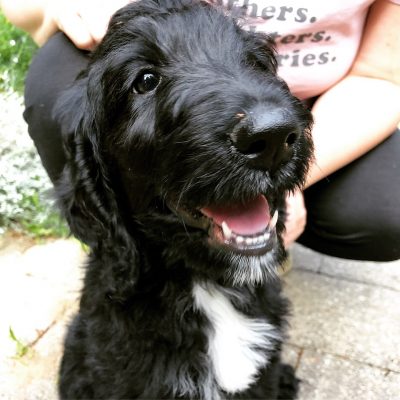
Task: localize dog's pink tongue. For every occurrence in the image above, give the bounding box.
[201,194,270,235]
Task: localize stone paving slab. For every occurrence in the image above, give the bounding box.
[283,246,400,399]
[318,253,400,292]
[283,268,400,372]
[0,318,72,400]
[295,347,400,400]
[291,243,400,291]
[0,240,85,366]
[290,243,323,273]
[283,343,400,400]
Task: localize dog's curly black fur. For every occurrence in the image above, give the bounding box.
[54,0,313,398]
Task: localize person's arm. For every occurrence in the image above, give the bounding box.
[0,0,131,49]
[284,0,400,247]
[306,0,400,188]
[0,0,50,43]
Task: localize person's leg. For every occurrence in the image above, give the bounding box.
[24,32,89,183]
[298,130,400,262]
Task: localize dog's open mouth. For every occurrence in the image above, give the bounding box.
[170,194,278,256]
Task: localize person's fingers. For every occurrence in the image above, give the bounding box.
[283,191,307,248]
[48,0,133,49]
[77,8,110,44]
[78,0,132,45]
[54,9,97,50]
[283,224,305,248]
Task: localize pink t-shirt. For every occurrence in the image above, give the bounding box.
[214,0,399,99]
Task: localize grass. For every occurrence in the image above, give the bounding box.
[0,12,69,239]
[0,12,37,93]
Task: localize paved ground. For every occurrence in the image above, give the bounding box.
[1,233,399,400]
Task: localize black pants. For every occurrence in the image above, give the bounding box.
[24,33,400,262]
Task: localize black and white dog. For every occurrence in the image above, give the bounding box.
[55,0,313,398]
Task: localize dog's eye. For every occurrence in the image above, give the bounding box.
[133,71,161,94]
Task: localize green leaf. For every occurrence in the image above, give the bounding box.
[9,327,29,358]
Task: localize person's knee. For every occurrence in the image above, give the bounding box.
[25,32,89,106]
[336,206,398,261]
[300,133,400,261]
[23,58,66,183]
[301,199,400,261]
[23,33,89,183]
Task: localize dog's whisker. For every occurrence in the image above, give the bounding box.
[180,218,191,238]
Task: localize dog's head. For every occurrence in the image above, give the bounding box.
[55,0,313,292]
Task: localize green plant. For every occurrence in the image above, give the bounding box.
[0,128,69,238]
[9,327,29,358]
[0,22,68,239]
[0,12,37,93]
[19,191,70,238]
[0,108,69,239]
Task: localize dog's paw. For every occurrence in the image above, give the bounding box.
[277,363,300,400]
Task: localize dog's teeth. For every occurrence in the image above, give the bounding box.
[245,238,253,246]
[269,210,279,231]
[255,236,262,244]
[221,221,232,240]
[263,232,271,241]
[236,235,244,244]
[234,232,270,247]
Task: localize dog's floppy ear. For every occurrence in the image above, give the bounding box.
[54,73,111,244]
[54,71,139,302]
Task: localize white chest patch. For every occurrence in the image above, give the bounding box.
[192,282,280,394]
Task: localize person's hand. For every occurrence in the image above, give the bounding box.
[45,0,132,50]
[283,190,307,248]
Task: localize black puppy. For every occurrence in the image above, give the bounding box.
[55,0,313,398]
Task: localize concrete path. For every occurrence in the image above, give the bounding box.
[283,245,400,400]
[1,233,399,399]
[0,234,85,400]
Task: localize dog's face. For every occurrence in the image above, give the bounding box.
[56,0,313,287]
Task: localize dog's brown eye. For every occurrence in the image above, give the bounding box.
[133,71,161,94]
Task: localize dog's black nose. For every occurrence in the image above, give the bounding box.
[231,107,300,171]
